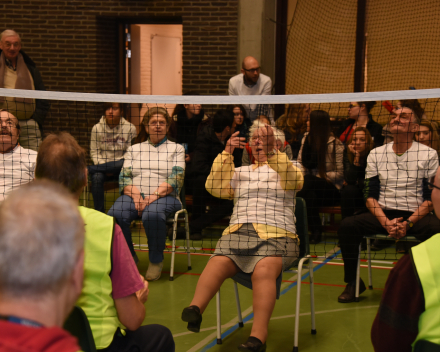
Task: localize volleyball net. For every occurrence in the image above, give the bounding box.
[1,87,440,263]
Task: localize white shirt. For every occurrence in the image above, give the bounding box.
[0,145,37,201]
[228,73,272,120]
[229,164,297,234]
[366,141,438,212]
[123,140,185,198]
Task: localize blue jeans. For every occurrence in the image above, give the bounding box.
[88,160,124,213]
[108,195,181,263]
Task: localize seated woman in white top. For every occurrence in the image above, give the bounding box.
[108,107,185,281]
[181,122,303,352]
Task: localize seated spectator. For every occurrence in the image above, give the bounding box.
[0,180,85,352]
[297,110,344,244]
[0,109,36,201]
[371,166,440,352]
[189,109,235,240]
[337,101,384,147]
[242,122,293,166]
[181,123,303,351]
[88,102,136,213]
[340,127,374,219]
[337,104,440,303]
[108,107,185,281]
[415,120,440,158]
[276,103,311,159]
[226,104,251,168]
[168,95,211,194]
[35,132,175,351]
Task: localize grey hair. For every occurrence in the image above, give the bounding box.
[1,29,21,42]
[0,180,85,298]
[249,120,270,145]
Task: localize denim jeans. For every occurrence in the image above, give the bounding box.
[88,160,124,213]
[108,195,181,263]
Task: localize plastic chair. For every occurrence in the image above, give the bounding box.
[215,197,316,351]
[355,234,420,301]
[63,306,97,352]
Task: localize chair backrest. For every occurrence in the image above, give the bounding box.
[63,306,97,352]
[294,197,309,258]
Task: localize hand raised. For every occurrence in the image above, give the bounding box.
[225,131,246,154]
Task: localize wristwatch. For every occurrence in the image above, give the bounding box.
[406,219,414,231]
[154,191,161,198]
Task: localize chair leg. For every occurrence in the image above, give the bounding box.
[367,238,373,289]
[355,243,361,302]
[169,213,179,281]
[294,257,307,352]
[216,291,222,344]
[233,282,244,327]
[184,210,191,270]
[308,259,316,334]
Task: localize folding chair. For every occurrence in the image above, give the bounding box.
[215,197,316,351]
[63,306,97,352]
[355,234,420,301]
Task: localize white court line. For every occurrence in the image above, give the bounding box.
[182,246,341,351]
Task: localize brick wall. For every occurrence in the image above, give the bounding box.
[0,0,238,153]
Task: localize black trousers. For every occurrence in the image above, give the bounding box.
[190,175,233,233]
[340,184,366,219]
[98,325,175,352]
[338,210,440,283]
[296,174,340,233]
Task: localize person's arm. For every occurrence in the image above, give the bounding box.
[29,65,50,127]
[326,140,344,185]
[228,78,237,96]
[114,280,148,331]
[205,151,235,199]
[343,148,365,185]
[90,125,100,165]
[261,77,272,95]
[267,151,304,191]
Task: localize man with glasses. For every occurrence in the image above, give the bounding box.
[228,56,272,121]
[337,103,440,303]
[0,29,50,151]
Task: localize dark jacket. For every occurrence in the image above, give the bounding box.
[343,148,367,188]
[337,114,384,147]
[191,125,227,179]
[0,49,50,128]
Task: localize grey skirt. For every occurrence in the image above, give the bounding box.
[212,224,299,273]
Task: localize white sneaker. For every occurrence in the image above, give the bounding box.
[145,262,163,281]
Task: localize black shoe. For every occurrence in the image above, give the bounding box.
[238,336,267,352]
[181,305,202,333]
[338,279,366,303]
[168,226,187,240]
[190,232,203,241]
[310,231,322,244]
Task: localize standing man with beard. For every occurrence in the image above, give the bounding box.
[228,56,273,122]
[0,109,36,201]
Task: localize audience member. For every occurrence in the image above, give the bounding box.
[108,107,184,281]
[371,166,440,352]
[0,109,36,201]
[229,56,272,121]
[88,102,136,213]
[35,132,175,351]
[340,127,374,219]
[276,103,311,159]
[182,123,303,351]
[337,105,440,303]
[0,181,84,352]
[189,109,235,240]
[242,122,293,166]
[0,29,50,151]
[337,101,384,147]
[415,120,440,158]
[227,104,251,167]
[297,110,344,244]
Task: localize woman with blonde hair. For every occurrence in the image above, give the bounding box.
[415,120,440,157]
[108,107,185,281]
[276,103,310,159]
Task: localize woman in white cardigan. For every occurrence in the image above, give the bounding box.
[108,107,185,281]
[297,110,344,244]
[181,122,303,352]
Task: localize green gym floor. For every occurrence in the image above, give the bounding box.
[86,192,402,352]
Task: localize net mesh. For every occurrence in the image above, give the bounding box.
[1,88,440,271]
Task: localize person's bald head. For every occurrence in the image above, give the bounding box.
[241,56,261,85]
[35,132,87,198]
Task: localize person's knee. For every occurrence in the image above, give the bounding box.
[91,172,105,184]
[252,258,282,281]
[142,209,166,223]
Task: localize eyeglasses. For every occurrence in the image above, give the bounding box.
[3,41,20,49]
[428,182,440,191]
[147,121,167,126]
[348,104,360,108]
[243,67,261,73]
